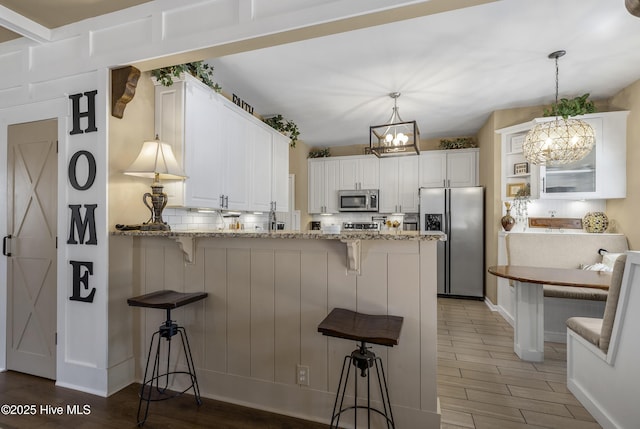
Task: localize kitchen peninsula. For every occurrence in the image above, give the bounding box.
[110,230,443,428]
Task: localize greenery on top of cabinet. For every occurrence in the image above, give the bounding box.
[543,93,596,118]
[308,148,331,158]
[264,114,300,148]
[151,61,222,92]
[439,137,477,149]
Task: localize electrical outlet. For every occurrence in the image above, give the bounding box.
[297,365,310,386]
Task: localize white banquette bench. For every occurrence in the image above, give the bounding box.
[502,232,628,342]
[565,252,638,429]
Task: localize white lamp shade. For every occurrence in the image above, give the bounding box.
[124,140,186,179]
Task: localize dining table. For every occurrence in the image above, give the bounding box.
[487,265,611,362]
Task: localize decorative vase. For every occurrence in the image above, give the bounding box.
[583,212,609,233]
[501,202,516,232]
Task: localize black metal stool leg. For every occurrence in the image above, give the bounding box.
[329,342,396,429]
[177,326,202,405]
[136,309,202,426]
[331,354,352,428]
[137,330,161,426]
[374,356,394,428]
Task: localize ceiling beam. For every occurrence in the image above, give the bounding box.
[0,4,51,43]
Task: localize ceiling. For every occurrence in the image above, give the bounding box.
[209,0,640,147]
[0,0,151,42]
[2,0,640,148]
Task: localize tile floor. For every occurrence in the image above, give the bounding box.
[437,297,602,429]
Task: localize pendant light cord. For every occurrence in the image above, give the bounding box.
[548,50,566,119]
[554,55,559,110]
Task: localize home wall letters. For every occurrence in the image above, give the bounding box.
[67,90,98,303]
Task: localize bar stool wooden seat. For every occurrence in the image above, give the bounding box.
[127,290,208,426]
[318,308,403,428]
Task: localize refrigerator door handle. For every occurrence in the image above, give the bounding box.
[443,188,450,237]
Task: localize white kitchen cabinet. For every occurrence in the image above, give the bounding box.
[539,112,628,199]
[221,102,251,211]
[155,73,289,211]
[308,158,339,214]
[497,111,628,200]
[339,155,379,190]
[379,157,419,213]
[418,149,478,188]
[271,133,290,212]
[156,73,225,208]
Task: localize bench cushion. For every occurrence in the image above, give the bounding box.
[600,254,627,352]
[565,255,627,353]
[544,285,608,301]
[566,317,602,347]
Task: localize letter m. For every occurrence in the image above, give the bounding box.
[67,204,98,245]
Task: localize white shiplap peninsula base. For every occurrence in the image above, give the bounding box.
[110,231,443,428]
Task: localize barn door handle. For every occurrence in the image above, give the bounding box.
[3,235,11,257]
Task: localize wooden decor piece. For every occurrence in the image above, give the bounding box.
[111,65,141,119]
[528,217,583,229]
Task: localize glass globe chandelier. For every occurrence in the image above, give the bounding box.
[523,51,595,166]
[370,92,420,157]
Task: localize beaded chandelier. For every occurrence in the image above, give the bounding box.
[523,51,595,166]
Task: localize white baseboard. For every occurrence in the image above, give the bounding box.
[544,331,567,343]
[165,367,441,428]
[107,357,135,396]
[496,304,514,328]
[568,379,618,429]
[484,297,498,311]
[55,381,107,397]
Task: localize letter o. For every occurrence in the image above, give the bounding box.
[68,150,96,191]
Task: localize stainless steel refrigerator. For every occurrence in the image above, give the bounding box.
[419,187,484,298]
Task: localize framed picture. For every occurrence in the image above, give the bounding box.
[513,162,529,175]
[507,182,526,197]
[510,135,525,153]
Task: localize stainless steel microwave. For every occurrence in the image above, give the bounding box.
[338,189,379,212]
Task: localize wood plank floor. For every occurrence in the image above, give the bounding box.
[0,298,601,428]
[0,371,329,428]
[438,297,601,429]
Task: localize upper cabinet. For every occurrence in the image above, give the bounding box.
[154,74,289,210]
[308,158,340,214]
[308,149,476,215]
[339,155,379,190]
[271,133,290,212]
[497,111,628,200]
[418,148,479,188]
[379,157,419,213]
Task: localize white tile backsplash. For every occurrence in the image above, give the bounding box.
[504,198,607,233]
[164,208,289,232]
[310,212,407,231]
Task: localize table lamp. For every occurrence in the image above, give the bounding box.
[124,137,186,231]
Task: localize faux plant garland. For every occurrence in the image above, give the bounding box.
[263,114,300,148]
[439,137,477,150]
[151,61,222,92]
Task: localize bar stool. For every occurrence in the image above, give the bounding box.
[318,308,403,429]
[127,290,208,426]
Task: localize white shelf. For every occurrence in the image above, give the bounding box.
[545,169,595,175]
[507,173,531,179]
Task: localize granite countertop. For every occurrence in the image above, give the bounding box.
[111,229,445,241]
